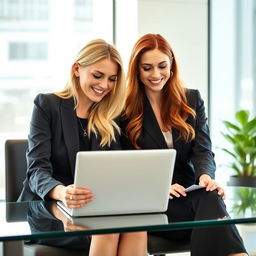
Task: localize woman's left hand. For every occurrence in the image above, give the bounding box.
[199,174,226,200]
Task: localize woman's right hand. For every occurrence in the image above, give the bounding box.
[49,184,93,208]
[169,183,187,199]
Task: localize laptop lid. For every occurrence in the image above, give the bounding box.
[58,149,176,217]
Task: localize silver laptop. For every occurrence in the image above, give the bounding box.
[58,149,176,217]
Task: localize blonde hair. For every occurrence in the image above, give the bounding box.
[55,39,126,147]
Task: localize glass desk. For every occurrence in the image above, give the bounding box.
[1,186,256,256]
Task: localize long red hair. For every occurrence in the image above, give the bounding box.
[124,34,196,149]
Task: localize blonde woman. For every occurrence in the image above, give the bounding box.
[18,39,147,256]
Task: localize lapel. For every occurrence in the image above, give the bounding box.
[172,127,183,153]
[143,95,184,152]
[143,95,168,149]
[60,97,79,177]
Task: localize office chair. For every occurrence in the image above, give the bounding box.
[5,139,28,202]
[5,139,88,256]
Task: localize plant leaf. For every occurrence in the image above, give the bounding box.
[221,133,236,144]
[222,121,240,131]
[235,110,249,127]
[234,144,246,158]
[233,134,247,143]
[231,162,242,176]
[220,148,237,159]
[243,118,256,135]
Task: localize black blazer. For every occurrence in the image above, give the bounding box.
[121,89,215,187]
[18,93,121,201]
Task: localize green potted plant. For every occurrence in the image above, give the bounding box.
[221,110,256,187]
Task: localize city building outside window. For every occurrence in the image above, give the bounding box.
[0,0,113,199]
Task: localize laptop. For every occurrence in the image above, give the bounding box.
[57,149,176,217]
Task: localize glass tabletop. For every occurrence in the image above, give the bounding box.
[1,186,256,242]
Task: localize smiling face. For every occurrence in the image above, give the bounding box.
[139,48,172,95]
[75,57,118,105]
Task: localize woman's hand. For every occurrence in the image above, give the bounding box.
[49,184,93,208]
[60,184,93,208]
[62,219,89,232]
[199,174,226,200]
[169,183,187,199]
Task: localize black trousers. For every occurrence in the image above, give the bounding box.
[150,189,247,256]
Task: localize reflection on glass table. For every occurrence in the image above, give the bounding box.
[1,186,256,242]
[31,201,168,232]
[229,187,256,217]
[1,187,256,256]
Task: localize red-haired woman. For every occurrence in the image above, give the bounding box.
[121,33,247,256]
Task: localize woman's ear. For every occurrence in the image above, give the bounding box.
[170,70,173,77]
[73,62,80,77]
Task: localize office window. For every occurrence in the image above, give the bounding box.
[9,42,48,60]
[74,0,92,21]
[0,0,114,199]
[210,0,256,184]
[0,0,49,21]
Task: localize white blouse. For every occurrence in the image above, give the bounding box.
[162,131,173,149]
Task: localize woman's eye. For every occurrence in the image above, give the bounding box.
[159,65,167,69]
[143,67,151,71]
[93,74,102,79]
[109,78,117,82]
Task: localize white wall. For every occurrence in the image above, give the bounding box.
[115,0,138,71]
[116,0,208,108]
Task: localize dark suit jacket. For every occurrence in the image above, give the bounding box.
[18,93,121,201]
[121,89,216,187]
